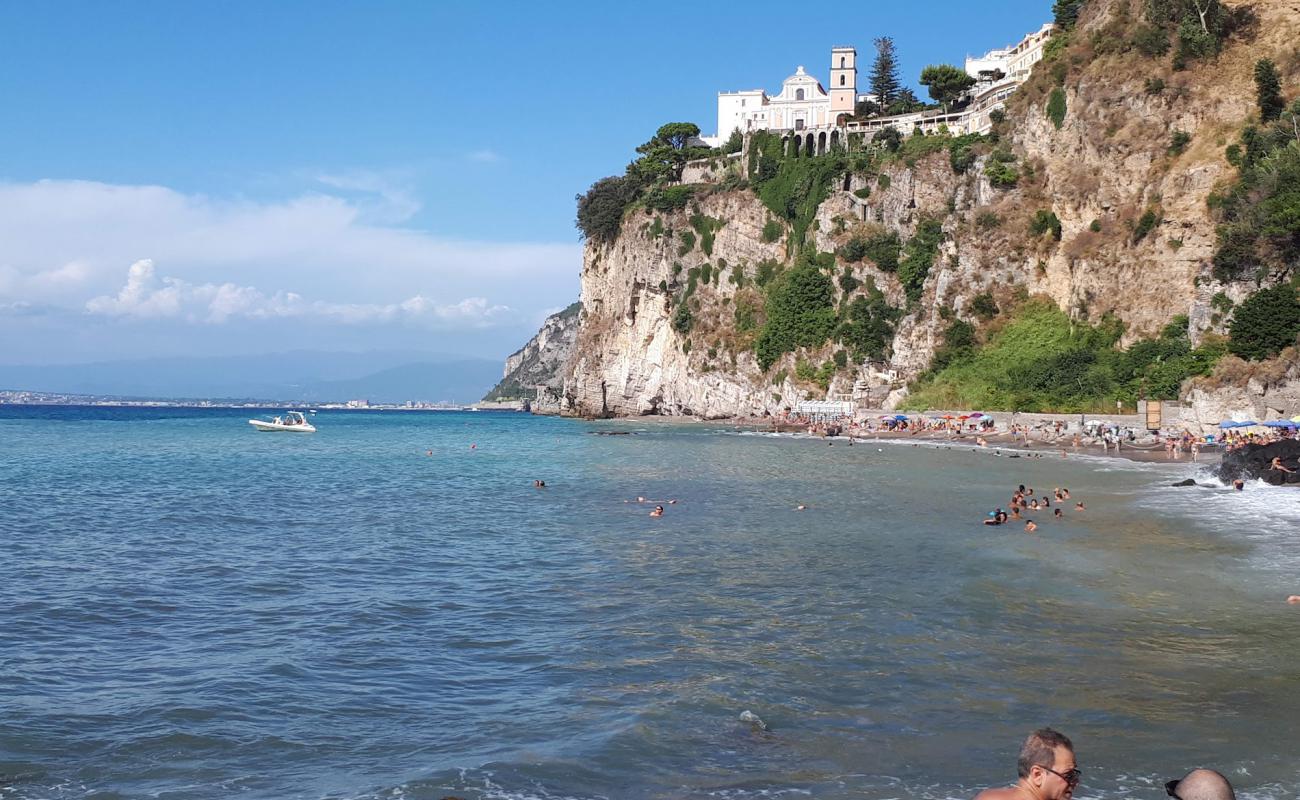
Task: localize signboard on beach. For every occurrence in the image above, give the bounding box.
[796,400,855,419]
[1143,400,1162,431]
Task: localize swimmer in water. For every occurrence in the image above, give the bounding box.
[1074,502,1085,511]
[1054,508,1063,519]
[650,505,664,517]
[1025,520,1037,532]
[1288,595,1300,604]
[534,479,546,488]
[796,504,808,510]
[1233,479,1245,491]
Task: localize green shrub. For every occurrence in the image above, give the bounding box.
[1030,209,1063,240]
[1133,209,1160,243]
[734,294,760,333]
[833,349,849,369]
[755,259,782,287]
[699,263,713,284]
[898,218,944,303]
[690,214,725,256]
[1132,24,1170,57]
[970,291,999,320]
[854,187,872,199]
[761,219,784,243]
[677,230,696,255]
[671,299,693,334]
[575,175,635,243]
[1046,88,1067,129]
[838,268,860,294]
[840,237,869,263]
[1144,77,1166,95]
[862,231,902,272]
[729,261,746,286]
[984,151,1020,188]
[1168,130,1192,156]
[877,174,891,189]
[1089,218,1102,233]
[1211,291,1234,312]
[1229,285,1300,361]
[989,108,1007,126]
[976,211,1002,230]
[754,257,838,370]
[838,281,902,362]
[643,184,696,212]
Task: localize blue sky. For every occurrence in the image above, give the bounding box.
[0,0,1047,365]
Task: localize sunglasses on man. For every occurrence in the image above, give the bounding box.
[1041,765,1082,787]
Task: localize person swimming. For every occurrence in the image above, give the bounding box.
[1074,502,1085,511]
[534,479,546,488]
[1025,520,1037,532]
[650,505,664,517]
[1053,508,1063,519]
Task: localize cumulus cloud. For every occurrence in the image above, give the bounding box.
[0,179,579,329]
[85,258,511,327]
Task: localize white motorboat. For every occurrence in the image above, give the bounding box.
[248,411,317,433]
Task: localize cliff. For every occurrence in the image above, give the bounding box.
[519,0,1300,419]
[482,303,580,409]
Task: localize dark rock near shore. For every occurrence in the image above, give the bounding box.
[1215,439,1300,485]
[1172,478,1198,487]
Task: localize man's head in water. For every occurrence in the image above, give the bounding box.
[1233,479,1244,491]
[974,728,1077,800]
[1165,769,1234,800]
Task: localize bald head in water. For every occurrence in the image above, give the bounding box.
[1169,769,1235,800]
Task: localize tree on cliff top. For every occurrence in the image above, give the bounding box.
[919,64,975,112]
[630,122,712,185]
[1053,0,1085,30]
[868,37,902,111]
[575,175,635,244]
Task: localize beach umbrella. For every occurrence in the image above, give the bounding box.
[893,414,908,421]
[1291,415,1300,423]
[1263,420,1296,428]
[968,412,985,418]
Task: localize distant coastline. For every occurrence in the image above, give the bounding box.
[0,390,524,412]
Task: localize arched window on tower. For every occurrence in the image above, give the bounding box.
[840,75,845,86]
[840,56,846,68]
[796,88,805,101]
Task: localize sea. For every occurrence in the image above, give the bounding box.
[2,405,1299,800]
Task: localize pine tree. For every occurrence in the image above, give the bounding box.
[869,37,901,110]
[1254,58,1284,122]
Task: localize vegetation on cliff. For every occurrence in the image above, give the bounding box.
[905,298,1225,412]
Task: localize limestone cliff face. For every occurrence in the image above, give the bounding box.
[542,0,1300,418]
[483,303,580,408]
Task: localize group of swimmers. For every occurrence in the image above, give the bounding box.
[983,484,1084,532]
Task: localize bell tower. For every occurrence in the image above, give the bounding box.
[830,46,857,117]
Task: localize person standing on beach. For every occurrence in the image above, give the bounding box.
[974,728,1079,800]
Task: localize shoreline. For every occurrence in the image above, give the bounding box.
[587,413,1219,468]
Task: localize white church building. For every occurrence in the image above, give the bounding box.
[702,24,1055,146]
[703,46,859,147]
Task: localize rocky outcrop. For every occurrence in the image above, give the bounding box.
[506,0,1300,419]
[483,303,580,407]
[1216,440,1300,486]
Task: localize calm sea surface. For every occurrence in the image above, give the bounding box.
[2,406,1299,800]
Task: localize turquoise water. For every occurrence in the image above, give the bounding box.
[2,406,1299,800]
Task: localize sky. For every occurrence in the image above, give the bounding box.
[0,0,1047,366]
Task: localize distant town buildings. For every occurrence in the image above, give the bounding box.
[702,23,1055,146]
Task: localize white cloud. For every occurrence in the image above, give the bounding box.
[0,179,579,331]
[85,258,511,328]
[466,149,502,163]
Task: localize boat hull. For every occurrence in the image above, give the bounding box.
[248,420,316,433]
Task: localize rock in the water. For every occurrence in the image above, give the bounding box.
[739,710,768,731]
[1172,478,1198,487]
[1215,440,1300,485]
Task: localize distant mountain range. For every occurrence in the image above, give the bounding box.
[0,350,502,403]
